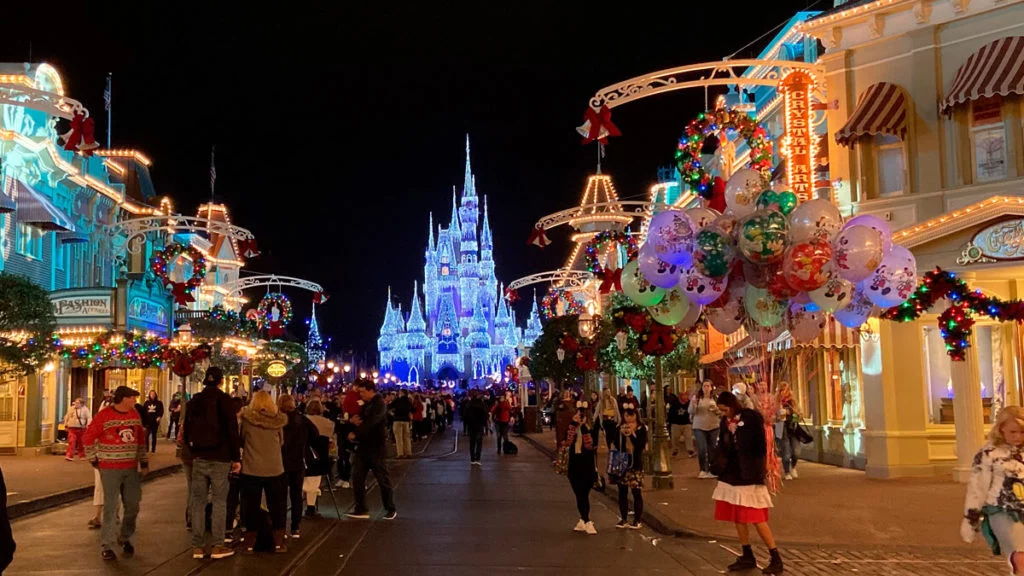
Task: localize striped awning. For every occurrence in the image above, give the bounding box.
[0,177,15,213]
[766,318,860,351]
[835,82,908,147]
[941,36,1024,115]
[699,335,750,365]
[12,177,75,232]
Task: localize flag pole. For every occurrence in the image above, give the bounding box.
[210,145,216,202]
[104,73,112,148]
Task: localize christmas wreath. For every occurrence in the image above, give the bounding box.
[151,242,207,305]
[610,304,681,357]
[583,230,639,278]
[541,289,584,320]
[258,293,293,339]
[674,107,773,199]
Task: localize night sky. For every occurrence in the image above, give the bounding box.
[4,1,821,359]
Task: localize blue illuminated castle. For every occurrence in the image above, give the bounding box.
[378,136,540,384]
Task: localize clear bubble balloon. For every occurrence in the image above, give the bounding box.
[832,225,885,283]
[737,209,789,264]
[675,301,703,331]
[638,242,682,289]
[809,272,855,312]
[693,228,736,278]
[787,302,827,343]
[648,210,696,266]
[834,287,876,328]
[725,168,767,218]
[782,239,832,292]
[707,283,745,335]
[621,259,667,307]
[863,245,917,308]
[649,287,690,326]
[789,198,843,243]
[680,267,729,306]
[744,284,786,327]
[844,214,893,256]
[686,207,720,233]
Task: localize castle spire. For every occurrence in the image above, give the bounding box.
[463,133,475,199]
[449,186,461,238]
[408,281,426,332]
[428,212,435,249]
[481,195,493,250]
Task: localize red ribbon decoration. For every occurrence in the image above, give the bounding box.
[190,343,212,362]
[504,287,520,303]
[313,291,329,305]
[237,238,260,258]
[622,311,647,334]
[268,321,285,339]
[641,324,677,356]
[575,347,599,371]
[60,113,99,155]
[527,227,551,248]
[580,105,621,144]
[599,268,623,294]
[172,355,195,378]
[708,176,727,213]
[170,282,196,306]
[560,333,580,354]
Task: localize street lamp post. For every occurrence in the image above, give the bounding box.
[578,310,596,397]
[650,356,673,490]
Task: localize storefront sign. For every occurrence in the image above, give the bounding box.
[780,70,816,202]
[51,293,112,318]
[266,361,288,378]
[128,297,168,329]
[970,219,1024,261]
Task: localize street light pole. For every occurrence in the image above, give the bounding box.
[650,356,673,490]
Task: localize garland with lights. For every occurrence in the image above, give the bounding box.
[151,242,207,305]
[583,230,639,276]
[881,267,1024,361]
[54,331,171,369]
[541,289,584,320]
[674,107,773,199]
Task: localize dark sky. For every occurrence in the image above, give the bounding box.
[5,1,820,359]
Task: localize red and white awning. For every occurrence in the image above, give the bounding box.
[766,318,860,352]
[941,36,1024,115]
[834,82,908,147]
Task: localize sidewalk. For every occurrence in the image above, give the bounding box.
[520,429,987,551]
[3,438,181,519]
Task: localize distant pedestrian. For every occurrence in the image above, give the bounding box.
[690,381,721,479]
[775,382,801,481]
[303,400,335,516]
[239,391,288,554]
[166,392,182,439]
[565,400,597,535]
[411,394,425,440]
[668,386,694,458]
[279,394,317,539]
[346,379,397,521]
[183,367,241,560]
[64,397,91,461]
[84,385,148,561]
[491,392,513,455]
[142,390,164,453]
[463,390,488,465]
[593,388,620,451]
[614,408,646,530]
[390,390,413,458]
[962,405,1024,575]
[711,391,783,574]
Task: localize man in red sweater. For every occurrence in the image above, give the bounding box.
[84,386,149,561]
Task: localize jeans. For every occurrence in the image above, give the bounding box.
[693,428,718,473]
[190,459,230,547]
[183,462,192,525]
[66,428,86,458]
[468,428,483,462]
[779,429,800,474]
[393,421,412,457]
[601,419,620,451]
[285,469,304,531]
[495,422,509,452]
[145,424,159,453]
[242,474,286,531]
[352,451,396,514]
[167,413,180,439]
[618,484,643,522]
[100,468,141,551]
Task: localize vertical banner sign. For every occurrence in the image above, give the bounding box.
[780,70,815,203]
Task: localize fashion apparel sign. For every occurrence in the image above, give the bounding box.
[51,294,112,317]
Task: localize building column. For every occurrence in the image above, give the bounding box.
[951,332,985,483]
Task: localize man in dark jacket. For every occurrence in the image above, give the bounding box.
[389,390,413,458]
[182,367,241,560]
[463,390,489,464]
[345,379,397,520]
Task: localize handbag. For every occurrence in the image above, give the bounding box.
[606,432,632,479]
[553,424,577,476]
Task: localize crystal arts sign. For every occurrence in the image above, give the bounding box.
[780,70,815,202]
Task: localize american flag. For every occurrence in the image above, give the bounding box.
[103,75,111,111]
[210,146,217,194]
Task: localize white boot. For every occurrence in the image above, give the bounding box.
[584,521,597,535]
[573,519,586,532]
[790,468,799,479]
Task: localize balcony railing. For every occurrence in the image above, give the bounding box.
[175,310,210,324]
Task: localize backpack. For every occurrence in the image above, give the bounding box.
[185,392,223,452]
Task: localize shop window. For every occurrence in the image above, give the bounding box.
[971,95,1007,182]
[923,325,996,424]
[824,347,861,424]
[875,134,905,197]
[54,240,64,271]
[16,223,43,259]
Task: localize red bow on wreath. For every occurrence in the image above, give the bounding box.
[313,291,330,305]
[577,105,621,144]
[60,113,100,155]
[575,347,599,371]
[170,283,196,306]
[268,321,285,340]
[560,333,580,354]
[527,227,551,249]
[504,287,520,303]
[708,176,727,213]
[237,238,260,259]
[190,343,212,362]
[622,311,648,334]
[641,324,677,356]
[599,268,623,294]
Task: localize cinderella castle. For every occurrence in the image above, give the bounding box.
[378,137,542,385]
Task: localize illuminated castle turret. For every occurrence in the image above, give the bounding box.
[377,136,534,384]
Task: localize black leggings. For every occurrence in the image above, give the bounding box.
[285,469,304,531]
[146,424,159,452]
[602,419,619,450]
[617,484,643,522]
[570,481,591,522]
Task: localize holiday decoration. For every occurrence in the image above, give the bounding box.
[54,331,171,369]
[151,242,208,306]
[313,291,330,305]
[637,242,681,290]
[649,287,690,326]
[541,289,585,319]
[609,305,684,357]
[258,293,293,339]
[692,227,735,278]
[60,112,100,155]
[737,209,789,264]
[833,225,884,282]
[578,105,621,145]
[647,210,695,266]
[680,266,729,306]
[755,189,798,216]
[583,230,639,276]
[504,286,520,303]
[788,198,843,243]
[528,227,551,248]
[237,238,261,259]
[674,107,772,199]
[725,169,769,218]
[621,259,667,307]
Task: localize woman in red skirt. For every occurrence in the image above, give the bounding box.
[712,391,783,574]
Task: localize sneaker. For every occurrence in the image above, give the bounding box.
[87,518,102,529]
[628,522,642,530]
[615,519,629,529]
[784,473,794,481]
[573,519,586,532]
[121,541,135,558]
[210,545,235,559]
[335,480,351,489]
[65,457,73,462]
[192,548,205,559]
[224,535,234,544]
[290,529,301,539]
[790,468,798,479]
[383,510,398,520]
[584,521,597,535]
[101,549,116,561]
[346,510,370,519]
[696,471,707,479]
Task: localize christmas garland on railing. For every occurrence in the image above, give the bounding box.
[881,267,1024,361]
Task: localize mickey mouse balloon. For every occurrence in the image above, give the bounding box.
[638,242,682,289]
[621,259,667,307]
[863,245,917,308]
[789,198,843,243]
[809,272,855,312]
[724,168,766,219]
[832,225,884,283]
[648,210,695,267]
[680,267,729,306]
[649,287,690,326]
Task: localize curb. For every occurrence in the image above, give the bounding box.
[517,433,711,539]
[9,463,182,520]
